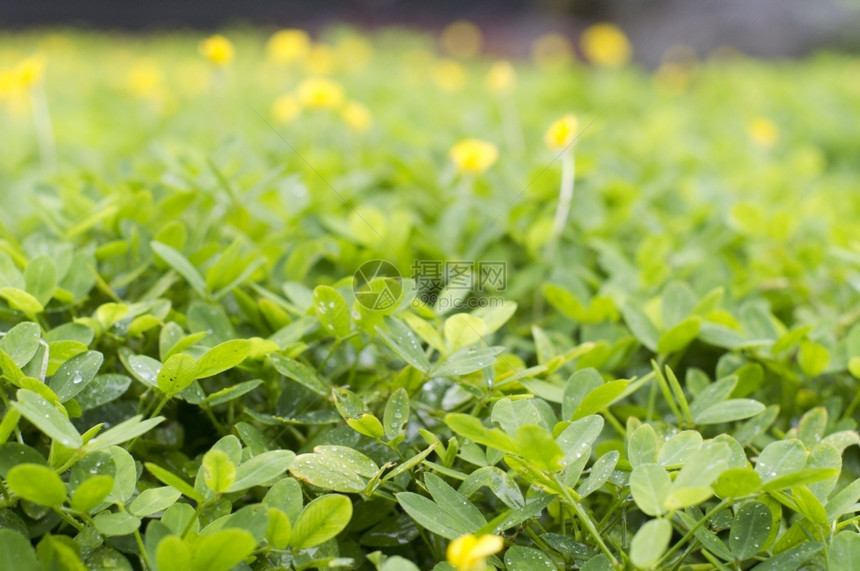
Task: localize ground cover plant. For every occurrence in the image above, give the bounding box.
[1,22,860,570]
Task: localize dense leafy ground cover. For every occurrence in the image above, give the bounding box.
[2,25,860,570]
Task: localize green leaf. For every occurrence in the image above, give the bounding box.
[730,501,771,560]
[562,368,603,420]
[573,379,629,419]
[830,532,860,570]
[445,413,518,455]
[7,463,67,506]
[798,340,829,377]
[0,287,43,315]
[150,241,207,297]
[657,431,702,467]
[755,439,807,483]
[577,450,619,498]
[25,255,57,306]
[290,494,353,550]
[630,518,672,569]
[193,529,256,571]
[70,475,114,512]
[228,450,295,492]
[749,541,822,571]
[444,313,487,352]
[145,463,205,503]
[203,379,263,407]
[630,463,671,516]
[289,451,367,493]
[712,467,762,498]
[432,346,499,377]
[84,415,164,451]
[694,399,766,425]
[657,316,701,354]
[157,353,197,395]
[396,492,470,540]
[156,536,191,571]
[761,468,840,493]
[621,303,659,352]
[425,472,487,530]
[383,387,410,441]
[194,339,251,379]
[269,354,328,395]
[376,318,432,373]
[628,424,659,466]
[202,449,236,494]
[48,350,103,402]
[665,442,732,509]
[0,528,40,571]
[266,507,292,549]
[128,486,182,517]
[313,285,351,337]
[504,545,556,570]
[0,322,42,368]
[514,425,564,472]
[11,389,82,449]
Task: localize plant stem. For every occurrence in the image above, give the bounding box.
[30,83,57,172]
[656,499,731,567]
[553,474,620,568]
[544,150,576,259]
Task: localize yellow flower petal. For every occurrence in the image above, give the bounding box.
[485,60,516,94]
[272,94,302,124]
[296,76,345,109]
[433,59,468,92]
[267,29,311,64]
[531,33,574,69]
[580,23,632,67]
[342,101,372,132]
[199,35,234,67]
[748,117,779,148]
[447,534,504,571]
[544,114,579,151]
[450,139,499,175]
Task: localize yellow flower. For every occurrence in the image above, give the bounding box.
[433,59,467,92]
[450,139,499,175]
[13,55,46,89]
[440,20,483,59]
[485,61,516,94]
[341,101,372,132]
[531,33,574,69]
[580,23,632,67]
[748,117,779,148]
[544,114,579,151]
[296,76,345,109]
[267,29,311,64]
[272,94,301,124]
[304,44,336,75]
[126,60,163,99]
[199,35,234,67]
[447,534,504,571]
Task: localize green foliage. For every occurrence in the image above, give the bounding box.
[0,24,859,571]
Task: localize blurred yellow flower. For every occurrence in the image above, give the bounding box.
[485,61,516,94]
[531,33,574,69]
[447,534,504,571]
[433,59,467,92]
[272,94,301,124]
[545,114,579,151]
[14,55,46,89]
[127,60,163,99]
[748,117,779,148]
[440,20,483,59]
[305,44,336,75]
[581,23,632,67]
[297,76,345,109]
[450,139,499,175]
[199,35,234,67]
[341,101,372,132]
[267,29,311,64]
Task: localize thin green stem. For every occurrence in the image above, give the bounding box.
[544,149,576,259]
[656,499,731,567]
[553,474,620,569]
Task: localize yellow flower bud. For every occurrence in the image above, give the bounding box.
[447,534,504,571]
[544,114,579,151]
[580,23,632,67]
[272,94,301,124]
[341,101,372,132]
[267,29,311,64]
[296,76,345,109]
[748,117,779,148]
[450,139,499,175]
[304,44,336,75]
[127,60,163,99]
[485,61,516,94]
[199,35,234,67]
